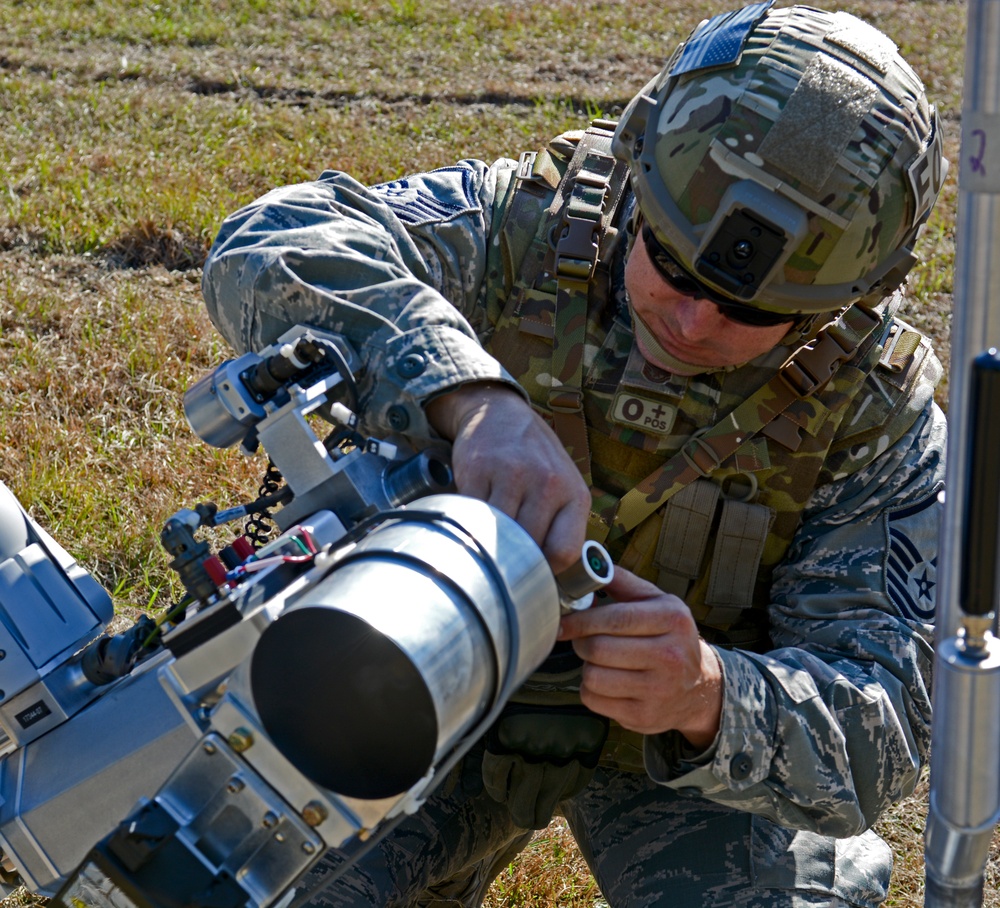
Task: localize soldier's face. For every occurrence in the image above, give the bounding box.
[625,232,793,374]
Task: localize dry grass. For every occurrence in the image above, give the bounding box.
[0,250,260,608]
[487,821,604,908]
[0,0,988,906]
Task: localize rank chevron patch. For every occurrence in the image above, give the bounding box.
[886,493,939,621]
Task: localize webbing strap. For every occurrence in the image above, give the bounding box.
[546,122,631,485]
[593,302,883,543]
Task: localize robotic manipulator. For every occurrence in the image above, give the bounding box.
[0,326,613,908]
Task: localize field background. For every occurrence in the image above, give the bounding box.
[0,0,992,905]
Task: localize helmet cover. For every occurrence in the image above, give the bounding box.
[612,2,947,314]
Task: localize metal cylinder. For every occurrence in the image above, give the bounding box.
[925,634,1000,898]
[248,495,560,799]
[383,450,454,506]
[937,0,1000,640]
[183,354,266,450]
[926,2,1000,901]
[556,539,614,600]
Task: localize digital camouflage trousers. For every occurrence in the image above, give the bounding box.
[289,743,891,908]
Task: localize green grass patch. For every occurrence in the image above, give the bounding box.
[0,1,977,906]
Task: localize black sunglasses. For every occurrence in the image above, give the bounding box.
[639,222,795,328]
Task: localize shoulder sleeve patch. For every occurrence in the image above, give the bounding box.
[885,491,940,622]
[371,165,479,226]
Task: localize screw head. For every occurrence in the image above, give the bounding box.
[302,801,328,827]
[228,727,254,753]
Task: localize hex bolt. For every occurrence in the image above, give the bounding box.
[228,727,254,752]
[302,801,328,827]
[227,777,245,794]
[262,811,279,828]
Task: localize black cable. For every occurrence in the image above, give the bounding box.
[244,460,286,547]
[316,338,360,414]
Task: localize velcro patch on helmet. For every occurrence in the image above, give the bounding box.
[670,0,774,77]
[824,13,898,75]
[757,53,878,192]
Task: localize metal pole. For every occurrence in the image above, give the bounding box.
[925,355,1000,907]
[937,0,1000,640]
[925,1,1000,904]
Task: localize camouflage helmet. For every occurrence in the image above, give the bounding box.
[612,1,947,315]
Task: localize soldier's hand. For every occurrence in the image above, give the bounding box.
[557,568,723,750]
[426,381,590,574]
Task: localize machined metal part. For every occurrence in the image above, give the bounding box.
[185,326,454,535]
[184,352,270,450]
[0,655,200,894]
[146,733,325,908]
[936,0,1000,642]
[184,328,359,453]
[0,487,566,906]
[247,494,560,800]
[556,539,614,613]
[926,2,1000,903]
[0,483,114,752]
[925,633,1000,904]
[0,327,593,908]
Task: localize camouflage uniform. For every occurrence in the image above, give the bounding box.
[201,7,945,907]
[202,156,943,908]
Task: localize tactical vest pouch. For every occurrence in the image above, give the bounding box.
[654,480,721,598]
[654,482,774,618]
[704,498,775,623]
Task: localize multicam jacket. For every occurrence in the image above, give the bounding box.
[202,130,945,850]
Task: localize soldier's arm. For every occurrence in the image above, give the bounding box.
[201,160,523,443]
[642,399,945,837]
[201,161,593,569]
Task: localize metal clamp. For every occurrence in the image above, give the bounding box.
[516,151,544,184]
